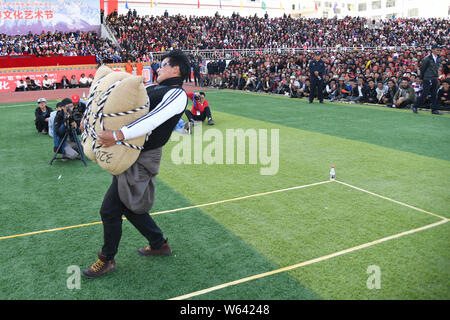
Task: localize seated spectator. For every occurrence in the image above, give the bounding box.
[376,82,387,104]
[325,79,338,101]
[212,74,223,88]
[34,98,53,134]
[393,78,416,108]
[70,75,78,88]
[15,78,27,91]
[302,79,311,98]
[48,102,62,138]
[87,74,94,86]
[244,72,258,91]
[254,76,264,92]
[437,79,450,110]
[236,73,246,90]
[262,76,273,93]
[275,76,289,95]
[79,73,89,88]
[42,74,53,90]
[25,77,39,91]
[365,79,378,104]
[61,75,70,89]
[356,78,369,103]
[336,78,351,101]
[383,79,398,106]
[347,80,362,103]
[200,74,211,87]
[289,76,301,98]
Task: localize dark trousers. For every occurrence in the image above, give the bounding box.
[414,78,438,110]
[100,176,165,260]
[152,70,158,82]
[185,107,212,122]
[35,118,48,132]
[309,78,324,102]
[193,73,201,86]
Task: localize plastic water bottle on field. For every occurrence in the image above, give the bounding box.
[330,166,336,180]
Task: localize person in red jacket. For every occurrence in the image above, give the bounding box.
[184,91,214,133]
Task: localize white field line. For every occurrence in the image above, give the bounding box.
[0,180,331,240]
[169,180,448,300]
[150,180,332,216]
[334,180,449,221]
[169,219,447,300]
[0,103,33,109]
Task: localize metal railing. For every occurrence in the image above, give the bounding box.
[147,45,424,62]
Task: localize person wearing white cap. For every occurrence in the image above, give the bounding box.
[34,98,53,134]
[288,75,301,98]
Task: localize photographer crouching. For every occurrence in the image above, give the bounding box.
[53,98,83,160]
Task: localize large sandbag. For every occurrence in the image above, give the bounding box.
[82,65,150,175]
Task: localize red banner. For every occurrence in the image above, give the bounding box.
[0,66,96,93]
[0,63,153,93]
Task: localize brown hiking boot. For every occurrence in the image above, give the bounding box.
[138,240,172,256]
[82,253,117,279]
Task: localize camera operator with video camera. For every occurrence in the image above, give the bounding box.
[53,98,81,159]
[70,94,86,127]
[184,91,215,134]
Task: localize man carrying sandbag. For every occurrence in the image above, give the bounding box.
[82,50,190,279]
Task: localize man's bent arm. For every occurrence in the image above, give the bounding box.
[120,88,187,140]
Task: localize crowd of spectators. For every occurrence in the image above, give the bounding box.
[103,11,449,109]
[4,11,450,109]
[0,30,122,64]
[197,48,449,109]
[106,11,448,58]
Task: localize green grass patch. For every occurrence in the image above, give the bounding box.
[0,95,449,300]
[205,90,450,161]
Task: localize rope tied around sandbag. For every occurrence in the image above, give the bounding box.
[82,77,150,153]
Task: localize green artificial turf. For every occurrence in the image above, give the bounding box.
[206,90,450,161]
[0,94,449,300]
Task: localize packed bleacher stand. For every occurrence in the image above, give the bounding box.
[104,12,449,109]
[3,11,449,110]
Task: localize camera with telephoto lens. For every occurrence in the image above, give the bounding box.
[194,94,201,101]
[64,104,83,127]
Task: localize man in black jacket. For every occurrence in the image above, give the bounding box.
[34,98,53,134]
[383,79,398,106]
[53,98,80,159]
[309,51,326,103]
[82,50,190,279]
[412,44,442,114]
[365,79,378,104]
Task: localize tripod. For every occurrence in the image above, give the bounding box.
[50,127,87,166]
